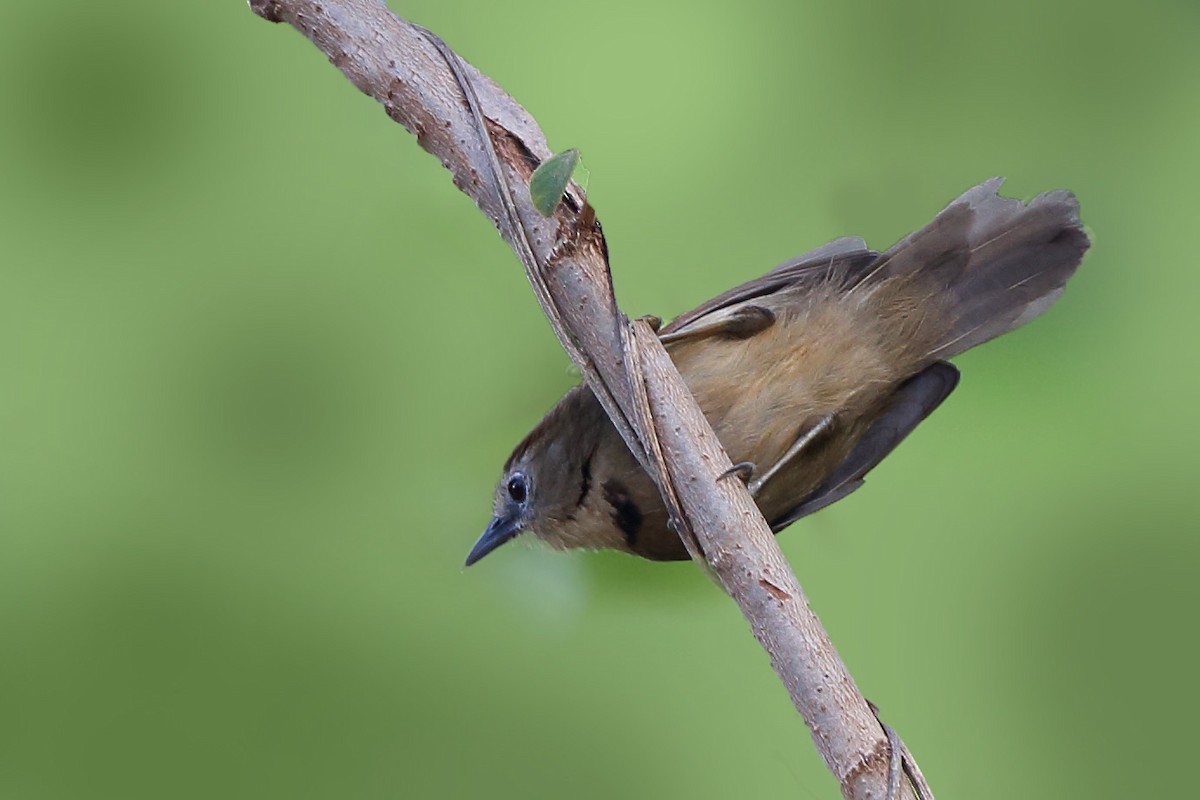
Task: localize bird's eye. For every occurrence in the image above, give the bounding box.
[506,473,528,504]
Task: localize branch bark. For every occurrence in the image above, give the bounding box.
[248,3,926,797]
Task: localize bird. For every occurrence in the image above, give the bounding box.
[466,178,1089,565]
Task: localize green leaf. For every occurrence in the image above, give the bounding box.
[529,148,580,216]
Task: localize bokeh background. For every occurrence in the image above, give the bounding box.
[2,1,1197,798]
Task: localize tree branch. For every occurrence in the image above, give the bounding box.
[248,2,927,797]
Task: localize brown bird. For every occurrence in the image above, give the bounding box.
[466,179,1089,565]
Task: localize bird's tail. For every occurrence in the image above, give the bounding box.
[861,178,1090,360]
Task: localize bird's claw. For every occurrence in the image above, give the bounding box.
[717,462,756,485]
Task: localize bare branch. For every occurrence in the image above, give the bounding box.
[249,2,925,797]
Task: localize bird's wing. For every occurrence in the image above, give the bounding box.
[767,361,961,531]
[658,236,878,341]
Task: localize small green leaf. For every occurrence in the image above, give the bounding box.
[529,148,580,216]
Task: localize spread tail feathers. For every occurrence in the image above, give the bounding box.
[861,178,1090,359]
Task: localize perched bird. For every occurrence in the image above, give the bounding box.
[467,179,1089,565]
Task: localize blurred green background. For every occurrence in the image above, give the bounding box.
[1,1,1196,798]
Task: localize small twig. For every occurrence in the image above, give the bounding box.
[409,24,646,466]
[870,700,934,800]
[900,738,935,800]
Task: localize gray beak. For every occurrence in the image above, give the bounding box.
[464,509,523,566]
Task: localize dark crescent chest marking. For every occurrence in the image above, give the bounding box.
[602,480,643,547]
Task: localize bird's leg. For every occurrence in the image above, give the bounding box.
[747,413,835,497]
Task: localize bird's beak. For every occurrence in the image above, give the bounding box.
[465,509,524,566]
